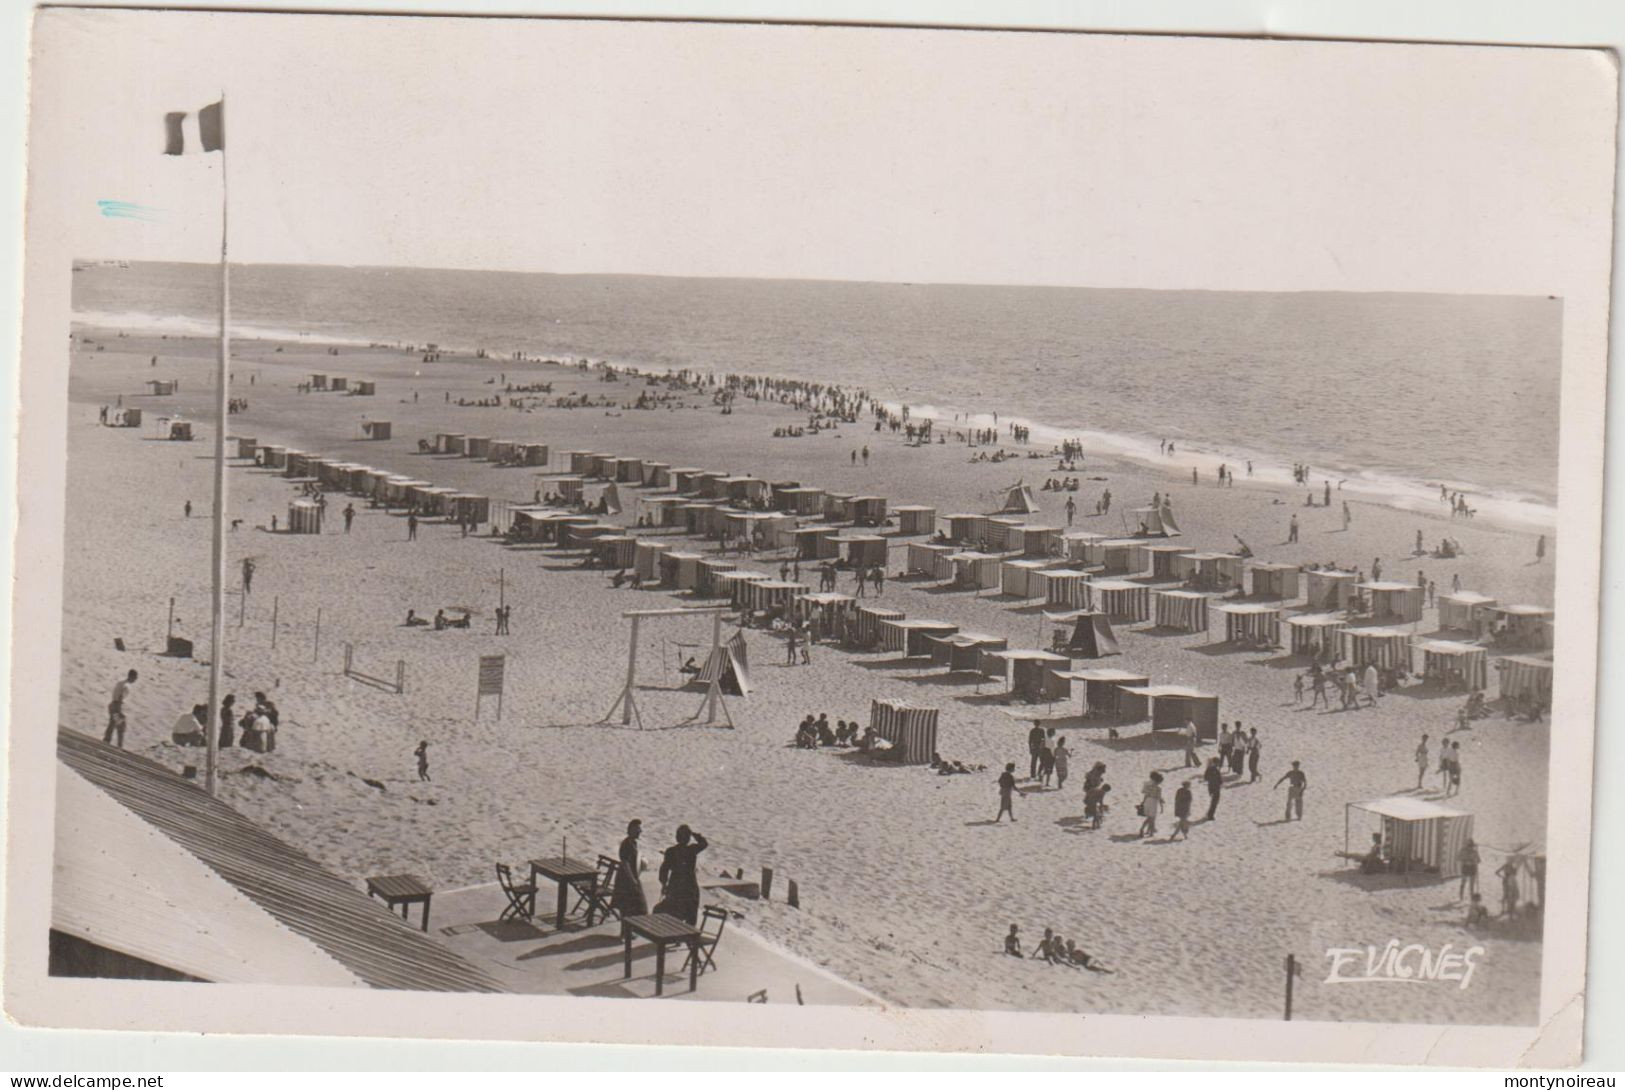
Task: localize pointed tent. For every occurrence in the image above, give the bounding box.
[696,630,751,696]
[1129,504,1182,537]
[599,482,623,516]
[1001,483,1039,514]
[1044,610,1120,658]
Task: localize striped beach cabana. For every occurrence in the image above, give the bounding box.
[309,373,328,390]
[633,540,670,581]
[788,525,840,561]
[352,380,376,396]
[851,496,888,527]
[1043,570,1092,611]
[359,420,392,441]
[895,505,937,536]
[1359,582,1426,624]
[742,580,807,617]
[946,514,990,547]
[1345,797,1474,877]
[1118,686,1220,739]
[565,451,595,475]
[433,433,465,455]
[257,444,287,469]
[328,376,348,392]
[868,700,939,765]
[1092,579,1151,622]
[768,481,803,508]
[849,605,905,649]
[823,493,856,522]
[779,487,826,516]
[587,454,620,479]
[658,550,706,590]
[447,494,490,525]
[988,649,1072,703]
[639,496,685,527]
[1144,543,1195,580]
[559,521,616,550]
[927,631,1008,672]
[677,501,720,535]
[1172,552,1245,592]
[1489,605,1555,651]
[464,436,492,459]
[1055,668,1150,719]
[718,570,774,607]
[1214,602,1283,648]
[879,619,960,657]
[1061,530,1104,563]
[287,500,321,534]
[695,471,729,499]
[671,467,706,494]
[281,451,311,478]
[486,439,517,463]
[1438,591,1498,633]
[842,535,889,570]
[1249,562,1301,601]
[1153,590,1210,633]
[906,542,956,579]
[982,517,1027,553]
[1095,539,1148,576]
[1497,654,1553,705]
[616,458,647,485]
[1029,568,1083,607]
[1011,524,1064,559]
[1341,627,1413,670]
[592,535,637,570]
[951,551,1005,591]
[721,476,770,505]
[796,591,855,635]
[551,476,584,504]
[514,443,548,467]
[1286,612,1346,657]
[1000,558,1060,599]
[695,557,739,596]
[1305,568,1359,611]
[642,462,670,487]
[1418,641,1489,691]
[378,476,425,507]
[235,436,259,458]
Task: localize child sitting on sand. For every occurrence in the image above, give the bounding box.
[1004,925,1024,958]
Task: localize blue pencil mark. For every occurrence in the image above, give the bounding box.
[97,200,163,222]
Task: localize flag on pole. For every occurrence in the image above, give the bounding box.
[163,100,225,155]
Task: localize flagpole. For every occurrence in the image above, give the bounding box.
[205,93,229,796]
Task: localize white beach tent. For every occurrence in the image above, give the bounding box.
[1001,483,1040,515]
[1129,504,1182,537]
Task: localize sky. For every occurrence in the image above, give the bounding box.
[26,10,1619,294]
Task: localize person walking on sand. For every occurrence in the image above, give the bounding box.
[1054,736,1070,790]
[1342,501,1350,531]
[1247,727,1262,782]
[1181,718,1200,767]
[1038,731,1056,788]
[861,445,870,465]
[654,824,708,924]
[1230,720,1248,775]
[784,628,800,666]
[1275,761,1308,821]
[1293,673,1305,706]
[1170,780,1193,841]
[872,565,885,596]
[1202,757,1223,821]
[1310,666,1330,709]
[613,819,649,917]
[1457,838,1481,902]
[1138,771,1165,838]
[1448,740,1463,797]
[1536,535,1546,562]
[1028,722,1046,780]
[414,740,430,782]
[407,513,418,541]
[104,669,137,746]
[1065,496,1077,525]
[343,504,355,533]
[1415,734,1431,790]
[1217,723,1233,770]
[1416,529,1425,556]
[184,500,192,519]
[996,763,1018,823]
[1288,514,1299,544]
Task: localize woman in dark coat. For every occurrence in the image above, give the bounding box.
[612,819,649,917]
[218,694,236,749]
[655,824,708,924]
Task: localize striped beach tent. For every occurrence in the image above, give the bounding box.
[718,570,774,606]
[849,605,905,649]
[1345,797,1474,877]
[1359,582,1426,624]
[1497,655,1553,703]
[633,540,670,582]
[945,514,989,547]
[982,517,1026,552]
[659,551,705,590]
[1248,562,1301,601]
[895,505,937,535]
[1305,569,1359,611]
[1341,627,1413,670]
[1214,602,1282,647]
[878,619,959,657]
[1053,668,1149,718]
[1438,591,1497,633]
[868,699,939,765]
[695,557,739,597]
[1001,558,1059,599]
[1043,570,1092,611]
[1418,641,1489,690]
[742,580,807,616]
[779,487,826,516]
[951,551,1005,591]
[1153,590,1209,633]
[796,591,855,633]
[927,631,1008,671]
[1286,612,1346,656]
[1144,543,1195,580]
[696,631,751,696]
[1092,579,1151,622]
[906,542,956,579]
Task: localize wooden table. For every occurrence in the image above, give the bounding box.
[365,873,433,931]
[528,856,599,929]
[622,913,703,996]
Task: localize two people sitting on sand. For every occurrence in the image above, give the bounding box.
[1008,925,1111,972]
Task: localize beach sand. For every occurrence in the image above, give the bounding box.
[57,327,1554,1022]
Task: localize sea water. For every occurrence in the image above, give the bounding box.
[73,262,1561,527]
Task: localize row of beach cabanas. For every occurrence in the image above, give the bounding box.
[308,373,376,396]
[245,441,492,526]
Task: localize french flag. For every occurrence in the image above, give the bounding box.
[163,100,224,155]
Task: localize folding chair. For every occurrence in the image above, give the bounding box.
[496,862,537,922]
[571,854,621,926]
[682,905,728,976]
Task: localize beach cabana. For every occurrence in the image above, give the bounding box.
[234,436,259,458]
[879,618,960,657]
[1012,525,1063,558]
[360,420,391,440]
[639,461,669,487]
[592,535,637,570]
[658,551,705,590]
[1043,570,1093,611]
[566,451,596,475]
[1128,502,1182,537]
[1341,627,1413,670]
[768,481,802,508]
[164,420,194,441]
[823,493,856,522]
[1249,562,1301,601]
[928,631,1008,672]
[329,377,348,392]
[722,476,770,505]
[352,380,376,396]
[906,542,956,579]
[868,700,939,765]
[1497,655,1553,705]
[378,476,425,507]
[1438,591,1498,633]
[688,502,728,538]
[989,650,1071,702]
[560,520,617,550]
[505,507,558,543]
[448,494,490,524]
[1057,668,1150,719]
[585,454,618,480]
[1092,580,1151,623]
[633,540,671,581]
[895,505,937,536]
[144,379,177,396]
[742,580,807,618]
[287,500,321,534]
[1001,484,1040,514]
[842,536,889,570]
[1286,613,1346,657]
[1418,641,1489,691]
[951,551,1004,591]
[718,570,774,607]
[486,439,517,463]
[515,443,548,467]
[1029,568,1082,607]
[1214,602,1283,648]
[849,605,905,650]
[1000,558,1059,599]
[310,373,328,390]
[639,496,685,528]
[1153,590,1210,633]
[1061,530,1104,563]
[1044,610,1119,658]
[1489,605,1555,651]
[1345,797,1473,877]
[852,496,888,527]
[1144,544,1196,580]
[1306,569,1359,611]
[695,557,739,597]
[1096,539,1148,576]
[946,514,990,547]
[464,436,492,459]
[695,471,729,498]
[1118,686,1219,739]
[616,459,647,485]
[110,407,142,427]
[671,467,705,494]
[982,517,1026,553]
[1172,552,1245,592]
[431,433,464,455]
[257,444,286,469]
[788,525,840,561]
[1360,582,1426,624]
[796,592,855,635]
[779,487,826,516]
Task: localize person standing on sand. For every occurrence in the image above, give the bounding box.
[1342,501,1350,531]
[1415,734,1431,790]
[1028,722,1046,780]
[1275,761,1308,821]
[1217,723,1233,769]
[1288,514,1299,544]
[184,500,192,519]
[784,628,800,666]
[1293,674,1305,706]
[1182,718,1200,767]
[1416,529,1425,556]
[1065,496,1076,525]
[1324,481,1331,507]
[614,819,649,917]
[1248,728,1262,782]
[407,513,418,541]
[1202,757,1223,821]
[872,566,885,596]
[343,504,355,533]
[1138,772,1164,837]
[1170,780,1193,841]
[105,669,137,746]
[654,825,708,924]
[1428,580,1436,607]
[996,763,1018,822]
[1371,557,1383,582]
[1457,838,1480,902]
[1192,468,1199,486]
[1536,535,1547,562]
[415,740,430,782]
[1452,572,1462,594]
[1054,736,1070,790]
[1230,720,1247,775]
